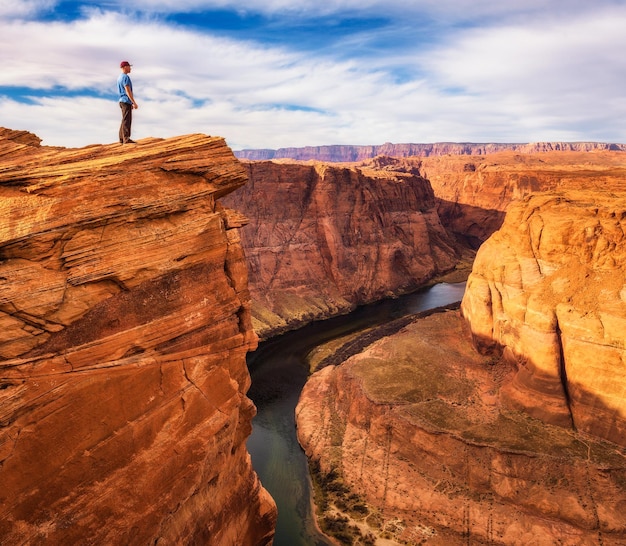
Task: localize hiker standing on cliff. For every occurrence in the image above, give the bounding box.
[117,61,138,144]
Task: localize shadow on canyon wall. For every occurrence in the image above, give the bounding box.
[435,199,506,249]
[296,306,626,545]
[468,329,626,449]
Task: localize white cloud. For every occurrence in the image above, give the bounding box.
[1,3,626,149]
[416,5,626,139]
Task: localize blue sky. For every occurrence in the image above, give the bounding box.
[1,1,626,149]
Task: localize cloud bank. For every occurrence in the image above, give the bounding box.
[1,0,625,148]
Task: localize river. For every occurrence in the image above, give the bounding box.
[246,282,467,546]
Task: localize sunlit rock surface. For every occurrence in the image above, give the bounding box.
[360,151,626,247]
[0,128,276,545]
[462,190,626,446]
[297,172,626,544]
[297,310,626,545]
[223,160,462,339]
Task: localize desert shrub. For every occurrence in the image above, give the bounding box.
[321,514,355,545]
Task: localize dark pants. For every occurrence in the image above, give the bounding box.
[119,102,133,143]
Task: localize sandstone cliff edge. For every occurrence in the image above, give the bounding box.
[0,128,276,544]
[297,161,626,544]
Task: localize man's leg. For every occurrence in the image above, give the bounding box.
[119,102,133,143]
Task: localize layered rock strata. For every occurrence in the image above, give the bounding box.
[223,160,462,338]
[360,151,626,246]
[224,151,626,339]
[235,142,626,161]
[0,129,276,544]
[462,191,626,446]
[297,310,626,545]
[297,188,626,544]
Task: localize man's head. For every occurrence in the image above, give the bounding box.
[120,61,132,73]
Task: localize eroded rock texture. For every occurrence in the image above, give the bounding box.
[223,160,461,338]
[0,129,276,545]
[297,311,626,545]
[363,151,626,247]
[462,191,626,446]
[297,181,626,544]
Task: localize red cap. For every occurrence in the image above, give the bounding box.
[120,61,131,68]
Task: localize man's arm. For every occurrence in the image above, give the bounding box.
[124,84,138,109]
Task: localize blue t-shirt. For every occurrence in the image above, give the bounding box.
[117,73,132,104]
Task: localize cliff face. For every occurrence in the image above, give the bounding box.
[223,151,626,339]
[222,160,462,339]
[462,191,626,445]
[0,129,276,544]
[296,183,626,544]
[360,151,626,247]
[235,141,626,162]
[296,310,626,545]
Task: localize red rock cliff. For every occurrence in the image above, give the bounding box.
[0,129,276,544]
[223,160,462,338]
[297,310,626,545]
[296,164,626,544]
[462,190,626,446]
[359,151,626,246]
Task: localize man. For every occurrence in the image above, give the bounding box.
[117,61,138,144]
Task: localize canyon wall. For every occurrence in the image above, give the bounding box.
[462,190,626,445]
[297,310,626,545]
[223,161,463,339]
[225,150,626,339]
[297,180,626,543]
[0,129,276,544]
[359,151,626,246]
[235,141,626,162]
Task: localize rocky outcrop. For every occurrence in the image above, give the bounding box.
[235,141,626,162]
[462,191,626,446]
[296,183,626,544]
[222,160,463,339]
[224,151,626,339]
[297,310,626,545]
[360,151,626,247]
[0,129,276,544]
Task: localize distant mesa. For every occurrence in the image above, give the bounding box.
[235,141,626,162]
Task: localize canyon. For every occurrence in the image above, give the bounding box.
[0,128,276,545]
[3,124,626,546]
[296,155,626,544]
[226,150,626,340]
[223,160,466,339]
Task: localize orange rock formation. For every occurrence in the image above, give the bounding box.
[0,129,276,544]
[296,151,626,545]
[362,151,626,246]
[463,190,626,446]
[297,311,626,545]
[223,160,462,338]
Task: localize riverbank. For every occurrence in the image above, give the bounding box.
[247,283,470,545]
[296,308,626,545]
[304,258,473,375]
[251,252,475,342]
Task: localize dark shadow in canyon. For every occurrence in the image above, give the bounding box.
[435,199,506,249]
[468,330,626,449]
